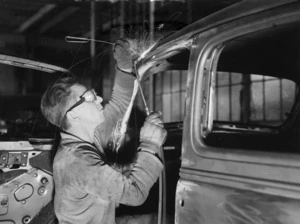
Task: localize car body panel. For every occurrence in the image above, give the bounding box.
[136,0,300,223]
[0,56,67,224]
[175,179,300,224]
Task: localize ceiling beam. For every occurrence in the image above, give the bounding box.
[39,7,80,34]
[15,4,56,33]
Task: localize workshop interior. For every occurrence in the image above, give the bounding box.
[3,1,300,224]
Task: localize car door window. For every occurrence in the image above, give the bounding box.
[203,19,300,152]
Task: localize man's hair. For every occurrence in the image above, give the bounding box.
[41,76,78,130]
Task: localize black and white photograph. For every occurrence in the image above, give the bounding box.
[1,0,300,223]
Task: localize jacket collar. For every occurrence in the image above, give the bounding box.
[60,130,93,147]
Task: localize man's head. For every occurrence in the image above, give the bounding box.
[41,77,104,131]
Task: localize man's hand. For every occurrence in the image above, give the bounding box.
[113,39,139,73]
[140,111,167,153]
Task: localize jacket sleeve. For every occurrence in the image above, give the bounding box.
[75,144,163,206]
[94,68,135,149]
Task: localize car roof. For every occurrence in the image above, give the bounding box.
[139,0,296,68]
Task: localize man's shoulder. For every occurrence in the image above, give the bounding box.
[53,142,105,172]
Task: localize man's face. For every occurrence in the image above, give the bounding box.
[68,84,105,126]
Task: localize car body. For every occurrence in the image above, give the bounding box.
[137,0,300,223]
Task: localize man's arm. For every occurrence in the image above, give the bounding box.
[78,149,163,206]
[79,112,167,205]
[94,69,135,148]
[94,39,138,149]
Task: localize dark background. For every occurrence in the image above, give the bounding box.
[0,0,240,95]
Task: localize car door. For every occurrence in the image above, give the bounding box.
[176,2,300,224]
[0,56,68,224]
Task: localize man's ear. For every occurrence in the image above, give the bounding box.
[66,110,80,122]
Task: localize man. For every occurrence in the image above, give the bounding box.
[40,39,167,224]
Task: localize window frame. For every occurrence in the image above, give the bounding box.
[189,5,300,168]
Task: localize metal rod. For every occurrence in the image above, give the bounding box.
[65,36,114,45]
[134,62,150,115]
[138,81,150,115]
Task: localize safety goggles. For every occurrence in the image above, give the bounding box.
[65,88,97,114]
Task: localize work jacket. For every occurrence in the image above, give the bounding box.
[53,70,164,224]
